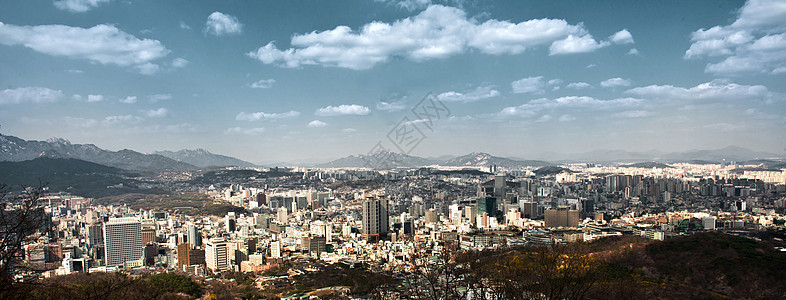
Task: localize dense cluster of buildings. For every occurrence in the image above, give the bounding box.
[9,161,786,291]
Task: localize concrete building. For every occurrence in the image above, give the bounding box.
[362,196,389,242]
[544,207,579,228]
[205,238,230,273]
[103,217,142,266]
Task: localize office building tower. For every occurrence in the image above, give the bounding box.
[205,238,230,273]
[187,223,201,249]
[362,196,389,242]
[225,212,236,232]
[544,207,579,228]
[87,224,103,247]
[103,217,142,266]
[141,227,156,245]
[270,240,281,258]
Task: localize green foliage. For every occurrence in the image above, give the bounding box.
[148,273,202,297]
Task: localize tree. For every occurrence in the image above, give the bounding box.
[0,182,52,296]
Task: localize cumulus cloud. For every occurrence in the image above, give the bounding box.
[86,94,104,102]
[225,127,266,135]
[119,96,137,104]
[307,120,328,127]
[0,22,169,74]
[566,82,591,89]
[600,77,632,88]
[204,12,243,36]
[610,29,634,44]
[315,104,370,116]
[171,57,189,68]
[549,34,610,55]
[249,79,276,89]
[54,0,110,12]
[0,87,62,105]
[437,85,500,102]
[627,48,640,55]
[236,110,301,121]
[145,108,168,118]
[248,5,623,69]
[511,76,545,94]
[684,0,786,75]
[626,79,774,102]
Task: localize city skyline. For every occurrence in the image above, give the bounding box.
[1,0,785,162]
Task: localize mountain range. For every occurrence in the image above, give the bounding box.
[154,149,256,168]
[316,151,552,168]
[0,134,255,173]
[530,146,781,163]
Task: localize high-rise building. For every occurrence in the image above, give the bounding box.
[270,240,281,258]
[362,196,389,242]
[187,223,201,249]
[103,217,142,266]
[87,224,103,247]
[205,238,230,273]
[141,227,156,245]
[225,212,236,232]
[425,209,438,224]
[544,207,579,228]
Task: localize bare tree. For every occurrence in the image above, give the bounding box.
[0,182,52,295]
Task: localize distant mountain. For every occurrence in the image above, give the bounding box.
[533,166,573,176]
[0,134,196,173]
[316,151,438,168]
[443,152,552,168]
[0,157,164,197]
[660,146,779,162]
[624,162,674,169]
[154,149,255,168]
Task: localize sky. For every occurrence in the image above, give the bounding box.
[1,0,785,163]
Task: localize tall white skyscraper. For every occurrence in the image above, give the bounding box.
[103,217,142,266]
[205,237,230,273]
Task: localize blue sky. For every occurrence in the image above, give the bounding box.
[1,0,784,163]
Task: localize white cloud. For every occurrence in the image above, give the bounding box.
[179,21,191,30]
[535,114,552,122]
[496,96,643,118]
[549,34,610,55]
[613,110,652,118]
[609,29,634,44]
[236,110,301,121]
[64,116,98,128]
[684,0,786,75]
[0,22,169,74]
[547,79,563,86]
[342,128,358,133]
[627,48,640,55]
[249,79,276,89]
[86,94,104,102]
[558,114,575,122]
[225,127,266,135]
[148,94,172,102]
[119,96,137,104]
[437,85,500,102]
[600,77,632,88]
[511,76,545,94]
[248,5,621,69]
[54,0,110,12]
[566,82,591,89]
[171,57,189,68]
[308,120,328,127]
[204,12,243,36]
[315,104,370,116]
[377,99,408,112]
[0,87,62,105]
[145,108,168,118]
[103,114,143,124]
[626,79,774,102]
[66,69,83,74]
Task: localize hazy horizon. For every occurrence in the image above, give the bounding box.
[2,0,784,162]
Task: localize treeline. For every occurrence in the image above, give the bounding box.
[386,232,786,299]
